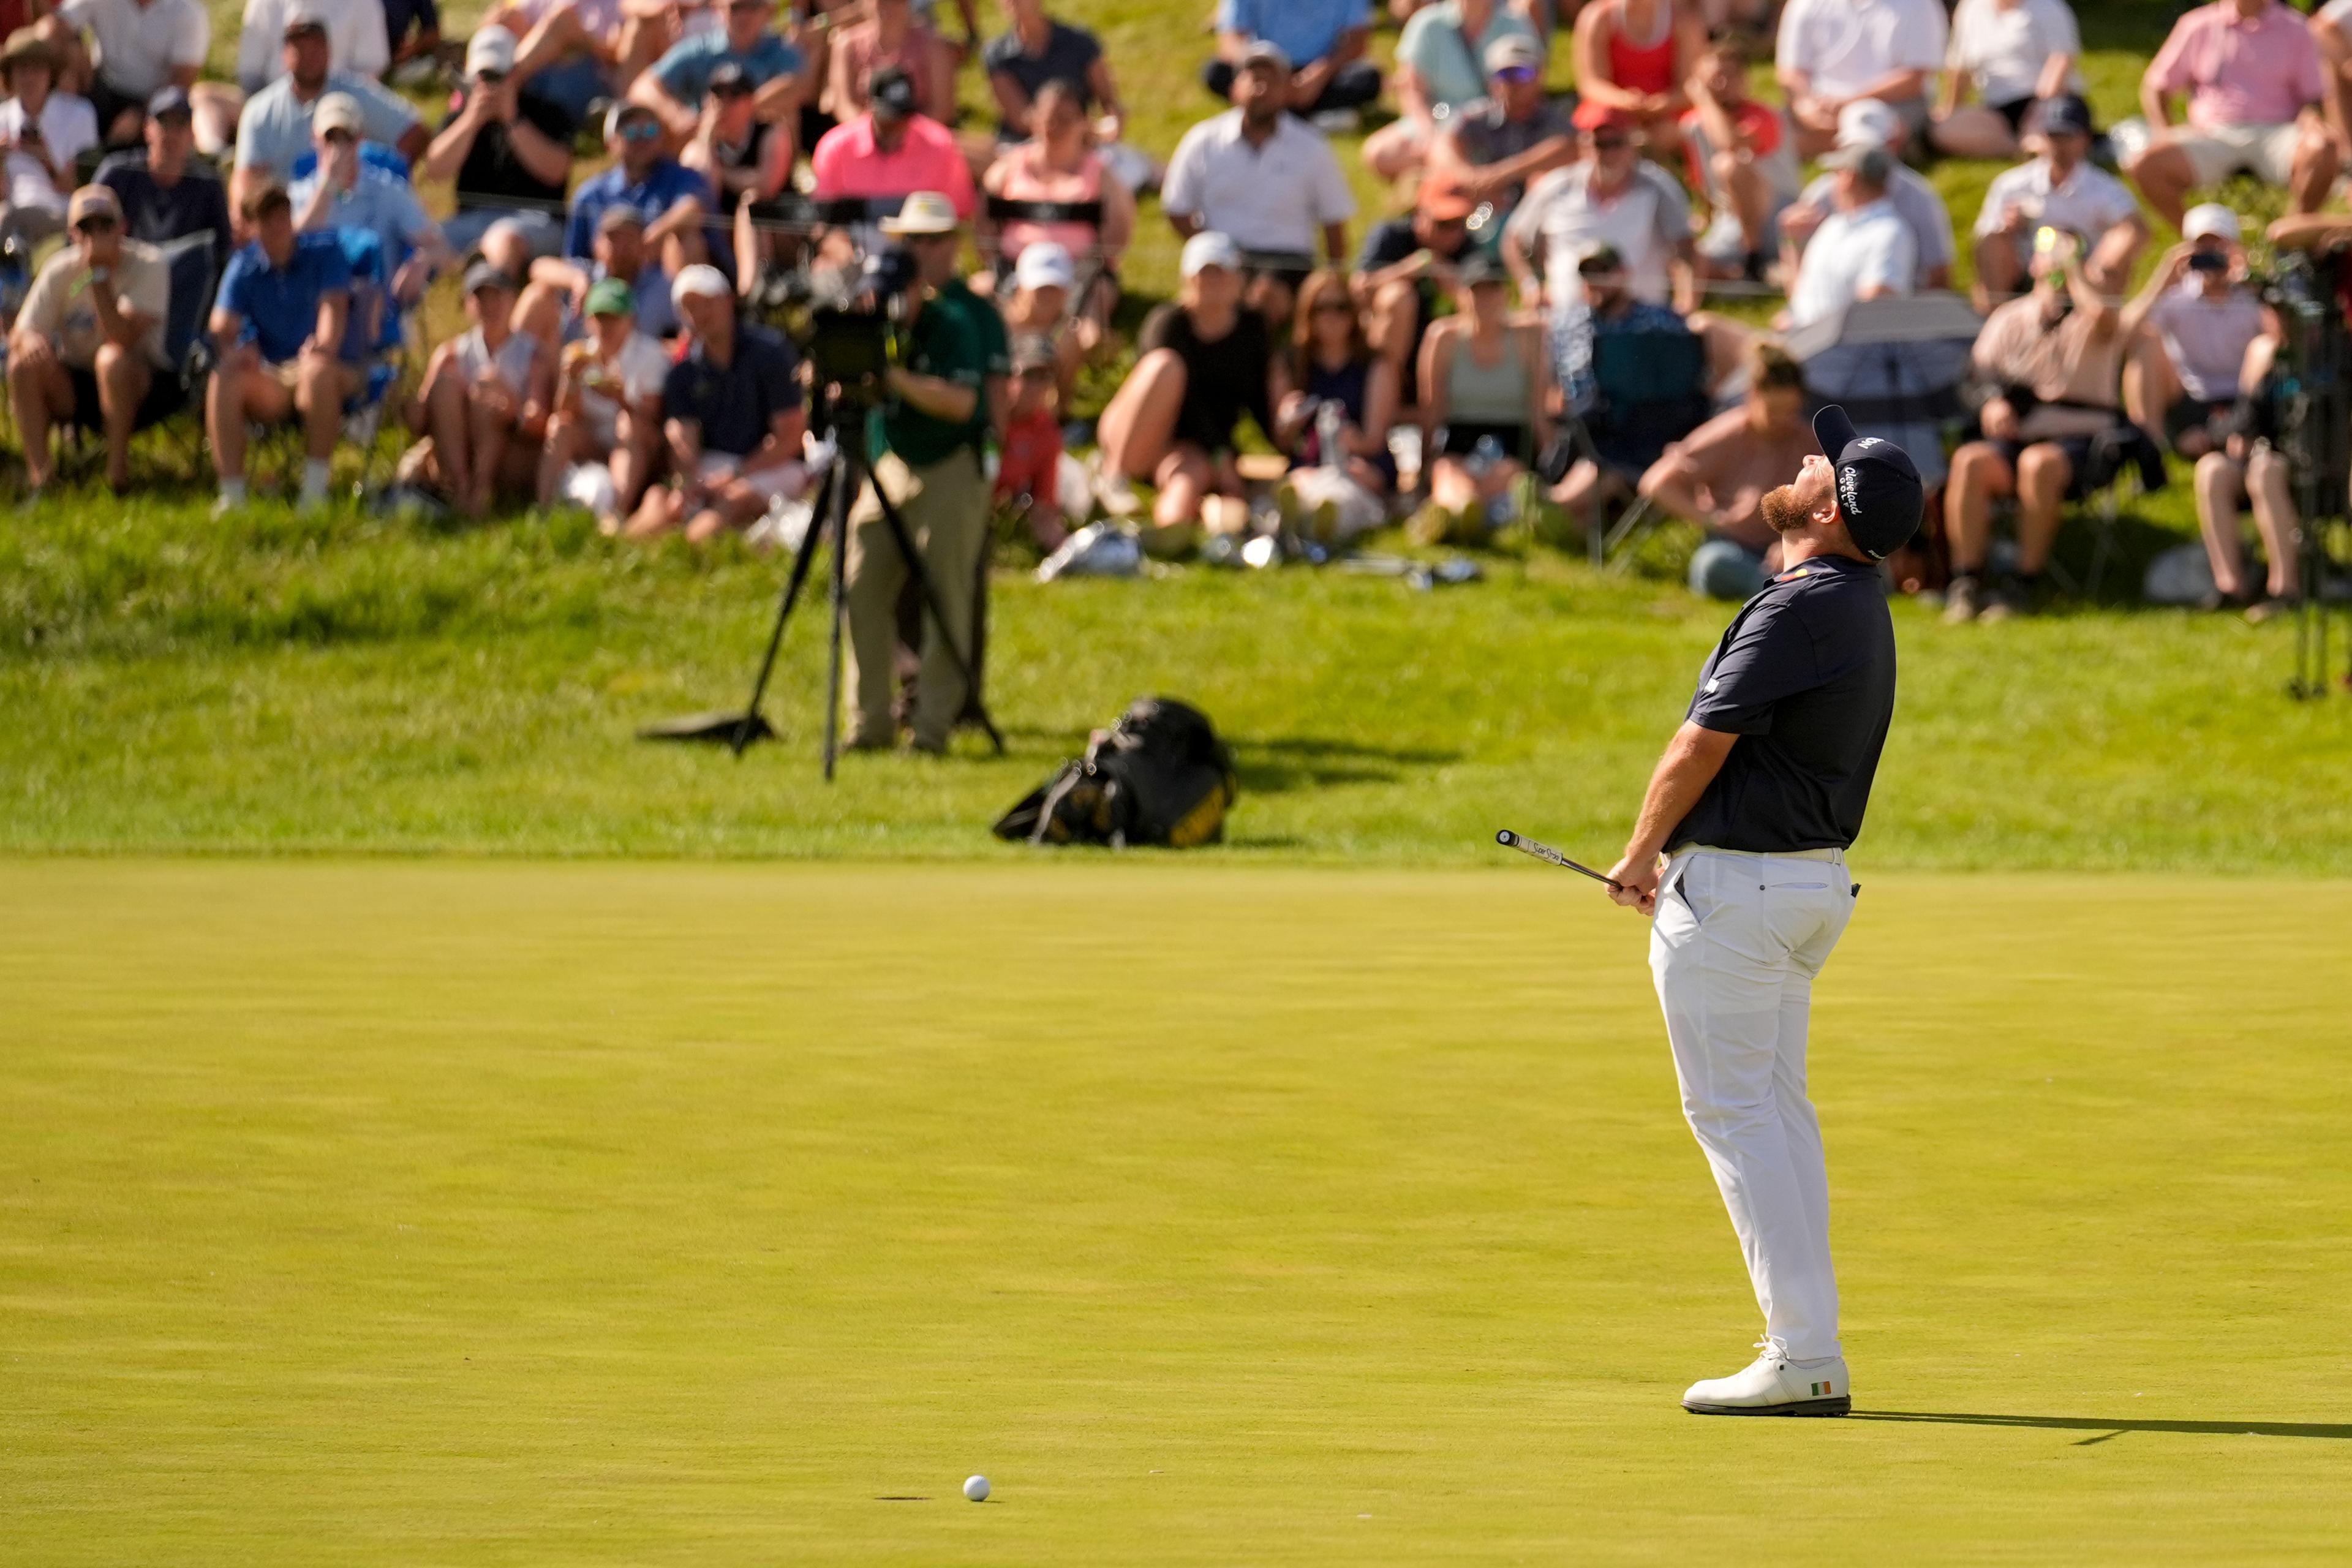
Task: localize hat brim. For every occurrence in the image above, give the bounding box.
[878,217,957,235]
[1813,404,1860,459]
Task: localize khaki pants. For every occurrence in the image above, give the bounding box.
[843,445,989,750]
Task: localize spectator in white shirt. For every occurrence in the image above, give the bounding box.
[1162,42,1355,327]
[1784,146,1915,330]
[1970,95,2144,311]
[36,0,207,145]
[0,29,99,252]
[2117,204,2275,460]
[1779,99,1953,291]
[1931,0,2084,159]
[1776,0,1947,159]
[1502,102,1696,314]
[239,0,388,93]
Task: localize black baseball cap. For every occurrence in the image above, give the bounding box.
[870,66,916,121]
[1813,404,1923,559]
[2032,94,2095,138]
[707,61,752,97]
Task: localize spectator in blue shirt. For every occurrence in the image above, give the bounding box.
[628,0,802,145]
[206,181,363,512]
[563,99,712,271]
[1201,0,1379,121]
[290,91,451,304]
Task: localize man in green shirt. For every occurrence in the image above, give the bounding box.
[844,191,1010,754]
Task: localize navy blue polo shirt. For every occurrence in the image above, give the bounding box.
[564,159,715,260]
[216,231,353,365]
[662,322,803,458]
[1668,555,1897,853]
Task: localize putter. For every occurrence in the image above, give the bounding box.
[1495,829,1623,891]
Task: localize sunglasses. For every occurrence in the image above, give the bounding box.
[1589,133,1630,150]
[1492,65,1538,85]
[322,127,356,143]
[474,68,507,85]
[74,216,118,234]
[619,119,662,141]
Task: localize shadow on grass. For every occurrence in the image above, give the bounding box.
[1852,1411,2352,1444]
[1231,736,1464,794]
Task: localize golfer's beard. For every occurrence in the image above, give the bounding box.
[1761,483,1812,535]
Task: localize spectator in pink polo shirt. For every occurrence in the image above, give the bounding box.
[2127,0,2335,230]
[809,66,976,224]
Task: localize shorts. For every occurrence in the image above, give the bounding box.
[1989,96,2035,135]
[1989,435,2097,500]
[66,361,184,428]
[695,451,808,504]
[87,77,149,143]
[2173,122,2301,188]
[265,357,365,403]
[2163,394,2234,450]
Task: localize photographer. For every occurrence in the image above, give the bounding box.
[843,191,1008,756]
[1942,225,2131,624]
[2120,206,2275,462]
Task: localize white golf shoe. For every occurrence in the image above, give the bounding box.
[1682,1341,1850,1416]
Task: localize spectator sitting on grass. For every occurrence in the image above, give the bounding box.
[8,183,170,496]
[993,241,1085,404]
[95,86,232,279]
[629,0,803,148]
[994,334,1067,551]
[1929,0,2084,160]
[824,0,953,125]
[2117,206,2274,462]
[205,181,360,514]
[491,0,654,128]
[1163,42,1357,330]
[400,262,551,518]
[238,0,386,91]
[1782,145,1915,330]
[1200,0,1381,126]
[1569,0,1706,159]
[625,263,809,543]
[417,28,574,262]
[1779,99,1953,293]
[982,0,1121,145]
[979,77,1133,336]
[1361,0,1539,181]
[2127,0,2334,232]
[1547,240,1691,534]
[1970,95,2143,312]
[518,205,679,363]
[231,8,425,224]
[1422,34,1574,224]
[1775,0,1947,159]
[0,29,97,252]
[1679,29,1798,287]
[1942,226,2126,624]
[809,66,976,229]
[1274,267,1397,544]
[1637,341,1820,600]
[1503,104,1696,315]
[537,276,668,530]
[291,92,450,307]
[563,99,713,274]
[679,62,793,289]
[1096,230,1286,535]
[33,0,207,148]
[2190,383,2301,620]
[1353,170,1479,424]
[1414,251,1548,545]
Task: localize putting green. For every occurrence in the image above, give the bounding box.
[5,861,2348,1563]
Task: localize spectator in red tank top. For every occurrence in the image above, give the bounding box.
[1572,0,1706,158]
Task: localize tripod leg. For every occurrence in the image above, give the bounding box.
[731,467,833,756]
[869,461,1006,754]
[823,457,851,779]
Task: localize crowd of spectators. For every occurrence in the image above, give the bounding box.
[0,0,2345,639]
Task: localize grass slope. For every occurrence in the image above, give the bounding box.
[6,859,2350,1563]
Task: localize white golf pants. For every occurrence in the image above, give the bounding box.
[1649,845,1855,1362]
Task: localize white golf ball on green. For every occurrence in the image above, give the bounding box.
[963,1474,990,1502]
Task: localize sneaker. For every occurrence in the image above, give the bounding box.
[1683,1341,1851,1417]
[2246,594,2304,625]
[1942,575,1983,624]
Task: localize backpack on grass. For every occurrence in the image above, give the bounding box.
[993,698,1238,848]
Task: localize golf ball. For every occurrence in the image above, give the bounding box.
[963,1474,990,1502]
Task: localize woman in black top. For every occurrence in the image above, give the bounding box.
[1097,232,1289,529]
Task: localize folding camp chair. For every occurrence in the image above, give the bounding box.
[1553,328,1710,568]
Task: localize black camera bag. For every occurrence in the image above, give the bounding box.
[993,698,1238,848]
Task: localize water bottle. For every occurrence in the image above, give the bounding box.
[1314,399,1346,472]
[1468,433,1504,484]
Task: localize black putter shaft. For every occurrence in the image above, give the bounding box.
[1495,829,1623,891]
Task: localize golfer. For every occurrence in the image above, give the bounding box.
[1604,407,1922,1417]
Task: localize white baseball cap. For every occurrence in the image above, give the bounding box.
[1180,230,1242,277]
[1012,241,1075,293]
[466,26,517,77]
[1834,97,1902,151]
[312,92,364,137]
[669,263,731,308]
[2182,203,2241,243]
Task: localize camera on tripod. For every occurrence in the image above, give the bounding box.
[799,246,921,418]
